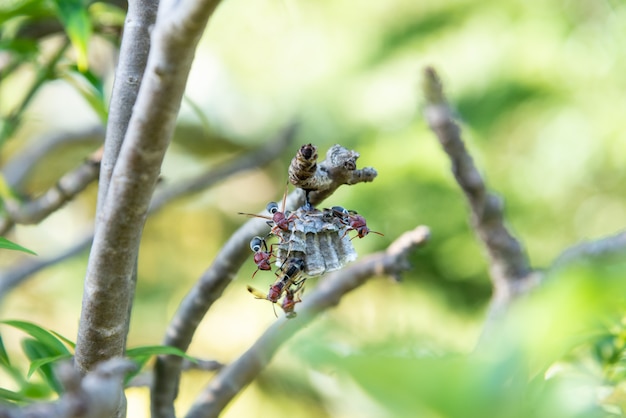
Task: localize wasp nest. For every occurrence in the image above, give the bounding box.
[275,207,357,276]
[241,143,379,317]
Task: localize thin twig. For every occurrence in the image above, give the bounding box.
[0,149,102,235]
[0,41,70,146]
[0,234,93,301]
[184,226,430,418]
[149,121,299,213]
[0,125,104,190]
[151,144,380,418]
[422,67,533,305]
[549,230,626,272]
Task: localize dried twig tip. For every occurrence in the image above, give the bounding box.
[423,66,445,105]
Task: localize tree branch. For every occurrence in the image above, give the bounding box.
[151,143,379,418]
[183,225,430,418]
[0,358,135,418]
[0,125,104,190]
[0,149,102,235]
[0,234,93,302]
[96,0,158,212]
[75,0,224,376]
[422,67,534,305]
[549,230,626,272]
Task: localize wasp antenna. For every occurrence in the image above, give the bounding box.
[246,285,267,300]
[281,181,289,212]
[239,212,273,221]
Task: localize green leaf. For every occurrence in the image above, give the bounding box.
[0,387,29,403]
[0,0,56,26]
[50,330,76,350]
[126,345,197,363]
[0,333,9,366]
[88,2,125,29]
[0,237,37,255]
[124,345,197,384]
[21,339,63,394]
[62,67,107,122]
[27,353,72,378]
[52,0,92,71]
[1,320,70,355]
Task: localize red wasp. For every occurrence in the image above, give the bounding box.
[247,258,306,317]
[238,184,297,239]
[331,207,384,240]
[280,282,304,318]
[249,236,276,278]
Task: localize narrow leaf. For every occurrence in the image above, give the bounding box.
[0,333,9,366]
[21,339,63,394]
[1,320,69,355]
[0,237,37,255]
[50,330,76,349]
[53,0,92,71]
[62,68,107,122]
[0,387,29,403]
[126,345,198,363]
[27,354,72,378]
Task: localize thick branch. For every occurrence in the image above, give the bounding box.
[151,143,379,418]
[184,226,430,418]
[75,0,224,374]
[422,67,532,302]
[97,0,158,212]
[0,358,135,418]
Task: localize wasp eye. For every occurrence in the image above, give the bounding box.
[266,202,279,214]
[250,236,264,252]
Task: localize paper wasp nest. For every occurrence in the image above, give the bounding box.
[275,207,357,276]
[241,143,378,317]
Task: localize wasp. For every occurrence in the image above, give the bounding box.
[249,236,276,278]
[247,258,306,317]
[280,283,304,318]
[238,184,297,240]
[330,207,383,240]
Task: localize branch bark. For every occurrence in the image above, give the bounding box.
[75,0,224,378]
[96,0,158,212]
[422,67,534,308]
[184,225,430,418]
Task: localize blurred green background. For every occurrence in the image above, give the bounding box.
[1,0,626,416]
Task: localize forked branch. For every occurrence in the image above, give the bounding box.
[184,226,430,418]
[151,143,379,418]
